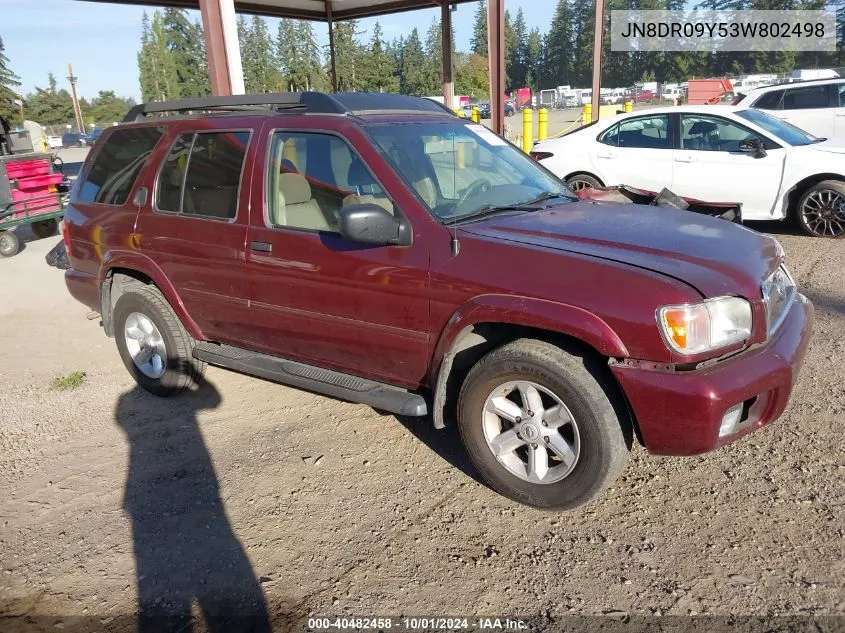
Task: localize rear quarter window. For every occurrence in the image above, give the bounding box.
[77,127,163,205]
[753,90,784,110]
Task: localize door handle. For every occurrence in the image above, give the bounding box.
[836,113,845,117]
[596,152,616,159]
[674,155,694,163]
[250,241,272,253]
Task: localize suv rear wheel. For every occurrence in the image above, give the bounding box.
[457,339,630,509]
[113,285,205,396]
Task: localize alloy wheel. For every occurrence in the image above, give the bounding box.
[801,189,845,237]
[481,380,581,484]
[124,312,167,379]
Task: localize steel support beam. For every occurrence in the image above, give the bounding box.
[441,3,454,109]
[590,0,604,122]
[326,1,338,92]
[487,0,505,135]
[198,0,244,95]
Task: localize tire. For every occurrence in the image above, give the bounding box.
[113,285,206,397]
[566,173,602,192]
[457,339,630,509]
[795,180,845,238]
[0,230,20,257]
[31,218,58,240]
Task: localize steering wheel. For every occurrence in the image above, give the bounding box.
[458,179,492,205]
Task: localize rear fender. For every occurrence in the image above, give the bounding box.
[98,250,204,340]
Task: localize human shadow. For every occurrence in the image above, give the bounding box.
[114,379,271,633]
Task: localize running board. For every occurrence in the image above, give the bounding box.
[192,341,428,417]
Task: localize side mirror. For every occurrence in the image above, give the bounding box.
[339,203,411,246]
[739,138,767,159]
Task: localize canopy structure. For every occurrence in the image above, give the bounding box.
[77,0,604,132]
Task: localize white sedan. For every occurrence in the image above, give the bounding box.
[532,105,845,237]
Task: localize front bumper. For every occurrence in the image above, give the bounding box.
[611,294,814,456]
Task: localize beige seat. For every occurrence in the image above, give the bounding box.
[342,194,395,215]
[413,177,438,208]
[275,173,331,231]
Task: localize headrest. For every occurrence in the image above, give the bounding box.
[347,160,376,187]
[280,158,298,173]
[689,120,718,135]
[279,173,311,205]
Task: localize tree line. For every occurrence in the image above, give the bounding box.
[0,35,134,128]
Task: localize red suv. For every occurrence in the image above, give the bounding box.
[63,92,813,509]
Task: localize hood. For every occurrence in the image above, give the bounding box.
[804,137,845,155]
[461,200,781,299]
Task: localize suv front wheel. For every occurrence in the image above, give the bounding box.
[457,339,631,509]
[113,285,206,396]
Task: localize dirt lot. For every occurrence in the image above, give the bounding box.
[0,221,843,632]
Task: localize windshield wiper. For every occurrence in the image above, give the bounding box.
[456,192,573,223]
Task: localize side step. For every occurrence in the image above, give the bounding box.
[192,341,428,417]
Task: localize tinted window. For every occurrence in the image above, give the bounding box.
[681,115,771,151]
[266,132,388,232]
[599,115,670,149]
[753,90,783,110]
[838,84,845,107]
[782,85,830,110]
[77,127,162,205]
[155,131,250,220]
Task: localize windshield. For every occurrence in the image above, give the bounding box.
[366,121,574,221]
[736,109,819,146]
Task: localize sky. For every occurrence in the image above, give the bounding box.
[3,0,549,102]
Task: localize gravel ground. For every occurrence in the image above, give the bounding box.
[0,222,842,633]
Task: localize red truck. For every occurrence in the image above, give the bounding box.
[62,92,813,509]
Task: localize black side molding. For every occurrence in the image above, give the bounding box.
[192,341,428,417]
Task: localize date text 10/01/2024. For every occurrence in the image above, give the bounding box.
[307,617,529,630]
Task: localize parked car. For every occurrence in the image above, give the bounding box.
[532,105,845,237]
[478,103,491,119]
[61,132,90,147]
[62,92,813,509]
[505,101,515,117]
[731,78,845,140]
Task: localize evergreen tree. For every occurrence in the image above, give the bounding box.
[400,29,428,95]
[509,8,529,90]
[161,9,209,98]
[545,0,573,89]
[277,18,298,90]
[570,0,594,86]
[25,74,76,125]
[470,0,488,56]
[359,23,398,93]
[333,21,362,91]
[424,18,443,95]
[525,28,544,92]
[88,90,136,125]
[138,11,170,101]
[504,10,517,89]
[240,15,281,92]
[298,21,327,91]
[0,36,22,124]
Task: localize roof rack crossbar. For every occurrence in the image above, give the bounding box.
[123,91,458,122]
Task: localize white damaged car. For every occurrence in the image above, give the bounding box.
[532,105,845,237]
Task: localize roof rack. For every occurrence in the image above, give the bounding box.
[123,91,456,122]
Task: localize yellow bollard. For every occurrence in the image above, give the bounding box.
[538,108,548,141]
[582,103,592,125]
[454,107,465,118]
[624,100,633,113]
[522,107,534,153]
[471,106,480,123]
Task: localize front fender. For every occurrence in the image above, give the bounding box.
[99,250,205,340]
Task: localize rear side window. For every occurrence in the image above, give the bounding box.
[599,115,670,149]
[156,131,250,220]
[77,127,163,205]
[782,85,830,110]
[752,90,784,110]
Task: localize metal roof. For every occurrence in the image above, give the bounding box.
[76,0,478,21]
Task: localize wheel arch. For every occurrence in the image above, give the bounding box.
[98,252,204,340]
[563,171,604,188]
[429,295,631,432]
[783,172,845,219]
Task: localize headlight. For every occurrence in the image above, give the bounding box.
[657,296,752,355]
[761,265,796,336]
